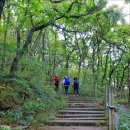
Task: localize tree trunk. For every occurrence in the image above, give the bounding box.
[9,29,34,78]
[41,31,45,69]
[1,8,10,72]
[1,29,7,72]
[128,59,130,102]
[78,60,81,79]
[41,31,45,81]
[65,60,69,74]
[52,32,57,76]
[102,47,111,85]
[92,43,96,86]
[0,0,5,19]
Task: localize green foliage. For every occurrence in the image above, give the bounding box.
[0,128,11,130]
[117,106,130,130]
[0,1,130,129]
[125,0,130,3]
[0,78,67,126]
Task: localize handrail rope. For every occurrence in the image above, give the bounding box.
[104,103,116,113]
[116,105,130,117]
[97,90,105,96]
[107,103,117,110]
[82,84,98,87]
[114,113,119,130]
[81,85,105,92]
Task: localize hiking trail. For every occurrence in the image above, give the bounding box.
[44,95,107,130]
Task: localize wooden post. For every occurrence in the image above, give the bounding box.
[108,86,116,130]
[108,86,111,130]
[106,86,109,109]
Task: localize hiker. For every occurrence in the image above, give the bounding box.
[63,76,70,95]
[72,77,80,96]
[52,75,60,92]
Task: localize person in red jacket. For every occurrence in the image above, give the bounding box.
[52,75,60,92]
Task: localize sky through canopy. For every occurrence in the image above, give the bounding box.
[108,0,130,23]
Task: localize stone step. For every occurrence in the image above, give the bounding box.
[43,126,107,130]
[68,105,99,108]
[46,95,107,128]
[57,114,106,118]
[56,117,107,120]
[48,119,106,126]
[68,101,96,103]
[68,103,99,108]
[68,103,98,105]
[68,95,94,100]
[59,110,104,114]
[66,108,104,111]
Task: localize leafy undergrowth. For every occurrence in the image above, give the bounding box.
[0,77,67,128]
[113,98,130,130]
[116,105,130,130]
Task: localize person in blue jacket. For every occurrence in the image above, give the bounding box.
[63,76,70,95]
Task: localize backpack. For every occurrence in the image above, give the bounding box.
[64,77,70,85]
[54,76,60,83]
[75,79,79,86]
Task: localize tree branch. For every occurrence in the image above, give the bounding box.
[53,24,81,33]
[66,4,105,19]
[50,0,66,3]
[96,15,127,53]
[100,36,127,53]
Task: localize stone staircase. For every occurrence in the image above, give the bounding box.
[47,95,107,128]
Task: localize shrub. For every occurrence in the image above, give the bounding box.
[0,77,67,126]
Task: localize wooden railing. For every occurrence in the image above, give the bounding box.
[106,86,117,130]
[96,85,117,130]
